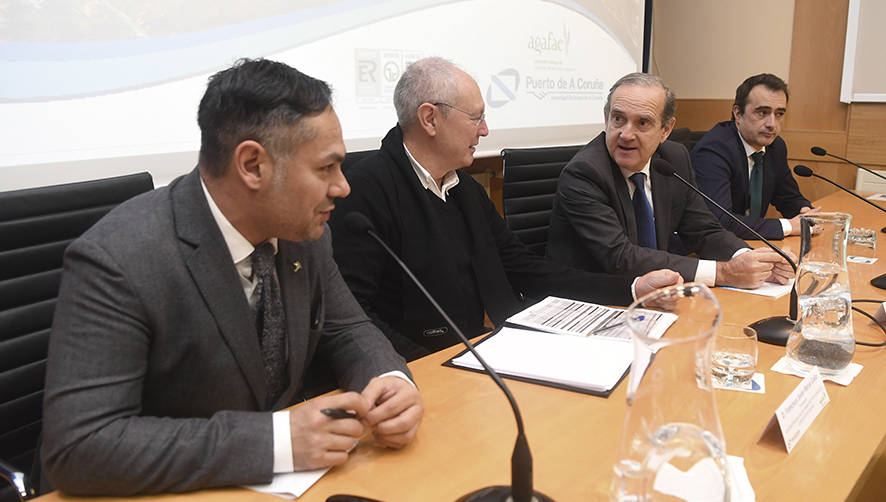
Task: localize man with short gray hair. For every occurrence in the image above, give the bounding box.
[330,59,680,361]
[547,72,794,289]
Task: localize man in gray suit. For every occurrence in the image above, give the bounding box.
[547,72,794,289]
[41,59,423,496]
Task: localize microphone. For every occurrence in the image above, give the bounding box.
[343,212,553,502]
[793,165,886,291]
[811,147,886,234]
[793,165,886,214]
[652,159,798,345]
[811,146,886,183]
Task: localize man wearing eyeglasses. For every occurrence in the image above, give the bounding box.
[328,57,680,362]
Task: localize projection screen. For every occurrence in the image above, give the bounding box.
[0,0,647,189]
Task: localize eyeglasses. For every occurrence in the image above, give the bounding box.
[433,102,486,127]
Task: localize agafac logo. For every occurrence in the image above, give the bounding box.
[528,25,570,55]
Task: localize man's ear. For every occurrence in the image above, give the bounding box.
[660,117,676,143]
[232,140,272,191]
[416,102,439,137]
[732,104,742,122]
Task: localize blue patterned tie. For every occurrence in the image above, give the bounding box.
[251,242,287,409]
[749,151,765,218]
[630,172,657,249]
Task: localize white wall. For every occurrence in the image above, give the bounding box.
[651,0,795,99]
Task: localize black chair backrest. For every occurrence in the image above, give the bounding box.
[0,172,154,488]
[501,145,582,256]
[668,127,706,154]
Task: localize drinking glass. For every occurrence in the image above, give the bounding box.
[711,324,757,388]
[848,227,877,259]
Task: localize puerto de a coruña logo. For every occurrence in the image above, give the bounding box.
[486,69,519,108]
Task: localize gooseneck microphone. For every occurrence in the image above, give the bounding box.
[343,212,552,502]
[793,164,886,291]
[793,165,886,214]
[652,159,798,345]
[811,146,886,183]
[806,153,886,234]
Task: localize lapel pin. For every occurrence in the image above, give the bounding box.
[292,261,302,273]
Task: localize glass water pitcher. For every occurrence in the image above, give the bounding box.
[786,212,855,374]
[611,283,731,502]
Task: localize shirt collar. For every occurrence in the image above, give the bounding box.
[403,142,460,200]
[737,128,766,159]
[618,158,652,183]
[200,176,277,267]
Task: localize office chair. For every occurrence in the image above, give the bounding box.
[667,126,706,154]
[501,145,582,256]
[0,172,154,501]
[664,127,709,254]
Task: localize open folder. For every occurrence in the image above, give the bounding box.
[445,297,676,396]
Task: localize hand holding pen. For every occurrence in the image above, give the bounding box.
[289,392,369,471]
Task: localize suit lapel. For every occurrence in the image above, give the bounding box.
[761,153,776,215]
[731,122,752,213]
[649,154,672,250]
[171,169,267,408]
[275,241,312,408]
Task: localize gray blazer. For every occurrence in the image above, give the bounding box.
[547,132,747,280]
[41,169,409,495]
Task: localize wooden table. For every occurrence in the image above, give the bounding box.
[39,190,886,501]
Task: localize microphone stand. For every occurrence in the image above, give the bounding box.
[345,213,553,502]
[811,146,886,183]
[653,160,797,345]
[793,165,886,214]
[810,147,886,233]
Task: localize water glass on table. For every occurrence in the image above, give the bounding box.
[711,323,757,388]
[848,227,877,258]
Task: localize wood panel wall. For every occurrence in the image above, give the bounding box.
[674,0,886,204]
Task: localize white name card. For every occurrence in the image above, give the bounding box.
[760,367,830,453]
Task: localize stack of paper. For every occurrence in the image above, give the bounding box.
[448,297,677,395]
[506,296,674,340]
[450,326,634,394]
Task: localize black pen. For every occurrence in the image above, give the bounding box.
[589,314,644,336]
[321,408,358,419]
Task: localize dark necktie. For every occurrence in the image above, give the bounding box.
[749,151,765,218]
[630,172,657,249]
[251,242,287,409]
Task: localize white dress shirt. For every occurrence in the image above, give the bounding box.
[404,143,460,201]
[619,160,745,286]
[737,133,792,235]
